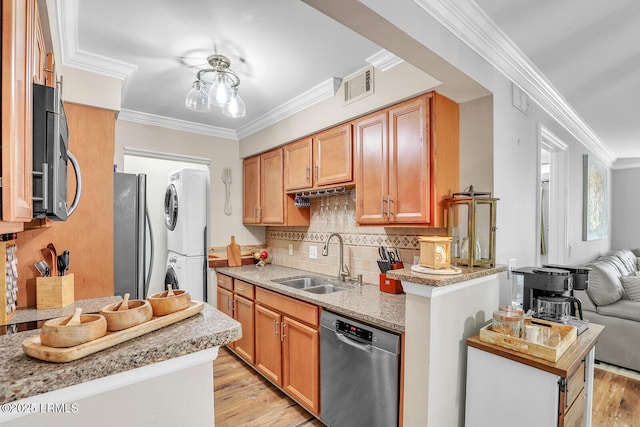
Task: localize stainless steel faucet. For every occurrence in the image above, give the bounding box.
[322,232,350,281]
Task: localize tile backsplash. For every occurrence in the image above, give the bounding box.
[266,194,446,284]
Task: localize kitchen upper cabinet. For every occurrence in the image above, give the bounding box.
[242,155,261,224]
[284,137,312,191]
[254,287,320,415]
[242,148,283,224]
[355,92,459,227]
[261,148,285,224]
[283,123,353,192]
[314,123,353,187]
[243,148,309,226]
[1,0,41,231]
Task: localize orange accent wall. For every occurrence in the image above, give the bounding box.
[16,102,115,307]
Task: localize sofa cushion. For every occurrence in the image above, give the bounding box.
[586,261,626,306]
[596,299,640,322]
[615,249,638,274]
[600,252,634,276]
[621,275,640,302]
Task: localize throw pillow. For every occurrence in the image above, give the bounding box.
[621,275,640,302]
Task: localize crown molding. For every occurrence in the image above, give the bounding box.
[367,49,404,72]
[118,109,239,140]
[411,0,616,166]
[611,158,640,171]
[55,0,137,81]
[235,77,341,139]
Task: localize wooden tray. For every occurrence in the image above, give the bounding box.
[479,318,577,362]
[22,301,204,363]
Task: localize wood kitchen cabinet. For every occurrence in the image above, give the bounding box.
[355,92,459,227]
[216,273,255,364]
[243,148,309,226]
[243,148,283,224]
[283,123,353,191]
[1,0,44,232]
[254,287,320,415]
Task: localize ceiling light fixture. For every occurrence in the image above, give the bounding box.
[185,54,246,118]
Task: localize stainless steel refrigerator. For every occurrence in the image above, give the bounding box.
[113,173,154,299]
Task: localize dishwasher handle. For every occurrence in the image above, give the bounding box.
[335,332,372,352]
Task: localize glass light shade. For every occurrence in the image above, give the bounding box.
[208,72,233,106]
[223,89,246,118]
[185,81,211,112]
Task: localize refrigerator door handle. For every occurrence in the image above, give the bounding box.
[144,204,154,300]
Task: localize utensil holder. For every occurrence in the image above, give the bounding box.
[379,273,403,294]
[36,273,74,309]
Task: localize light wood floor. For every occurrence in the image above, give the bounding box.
[214,347,640,427]
[593,367,640,426]
[214,347,324,427]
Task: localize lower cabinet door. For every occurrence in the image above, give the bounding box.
[255,304,282,385]
[217,287,235,349]
[282,316,319,415]
[234,295,255,364]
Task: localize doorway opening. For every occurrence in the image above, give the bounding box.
[536,125,568,267]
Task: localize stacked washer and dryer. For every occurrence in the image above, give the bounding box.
[164,168,208,302]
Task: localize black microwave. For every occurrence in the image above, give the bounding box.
[32,83,82,221]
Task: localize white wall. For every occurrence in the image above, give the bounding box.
[612,167,640,251]
[115,121,264,247]
[240,61,442,158]
[327,0,610,301]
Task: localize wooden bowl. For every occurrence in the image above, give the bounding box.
[40,314,107,348]
[100,300,153,331]
[147,289,191,316]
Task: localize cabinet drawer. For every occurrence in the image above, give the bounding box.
[256,287,318,327]
[216,273,233,291]
[560,386,585,427]
[565,362,585,411]
[234,280,255,300]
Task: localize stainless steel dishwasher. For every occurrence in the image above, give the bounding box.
[320,310,401,427]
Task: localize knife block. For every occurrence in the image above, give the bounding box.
[36,274,74,309]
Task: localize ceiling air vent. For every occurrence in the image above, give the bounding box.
[344,66,374,105]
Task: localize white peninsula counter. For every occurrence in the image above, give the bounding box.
[0,302,241,426]
[386,265,507,427]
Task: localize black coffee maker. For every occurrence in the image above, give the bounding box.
[513,265,590,334]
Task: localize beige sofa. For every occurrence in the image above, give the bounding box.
[574,249,640,372]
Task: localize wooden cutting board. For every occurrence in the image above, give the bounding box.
[22,301,204,363]
[226,236,242,267]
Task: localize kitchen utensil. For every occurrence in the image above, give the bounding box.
[147,286,191,316]
[117,293,130,311]
[66,308,83,326]
[40,310,107,348]
[57,255,66,276]
[63,250,69,274]
[41,247,58,277]
[34,260,50,277]
[222,167,232,216]
[100,298,153,331]
[227,235,242,267]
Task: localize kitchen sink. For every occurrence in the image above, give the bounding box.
[275,277,347,294]
[276,277,330,289]
[303,284,346,294]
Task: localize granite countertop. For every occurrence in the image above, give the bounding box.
[215,265,405,332]
[0,303,241,404]
[4,296,122,326]
[386,265,508,286]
